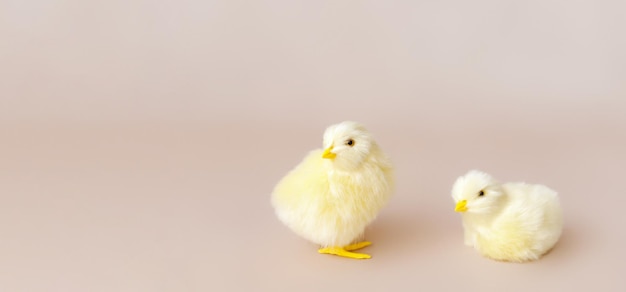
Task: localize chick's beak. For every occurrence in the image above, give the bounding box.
[322,146,336,159]
[455,200,468,213]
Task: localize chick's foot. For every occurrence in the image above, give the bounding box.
[343,241,372,251]
[318,242,372,259]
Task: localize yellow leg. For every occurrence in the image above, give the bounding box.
[318,241,372,259]
[344,241,372,251]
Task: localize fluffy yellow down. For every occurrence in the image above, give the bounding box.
[272,149,393,248]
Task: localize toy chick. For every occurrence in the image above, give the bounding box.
[272,121,394,259]
[452,170,563,262]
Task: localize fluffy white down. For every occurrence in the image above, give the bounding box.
[452,170,563,262]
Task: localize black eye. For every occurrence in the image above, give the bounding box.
[478,190,485,197]
[345,139,354,146]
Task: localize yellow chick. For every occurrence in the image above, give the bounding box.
[271,121,394,259]
[452,170,563,262]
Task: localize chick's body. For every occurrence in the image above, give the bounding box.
[453,171,563,262]
[272,122,393,259]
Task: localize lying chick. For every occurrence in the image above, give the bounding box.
[272,121,394,259]
[452,170,563,262]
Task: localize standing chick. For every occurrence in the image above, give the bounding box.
[452,170,563,262]
[271,121,393,259]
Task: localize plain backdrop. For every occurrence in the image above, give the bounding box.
[1,1,625,291]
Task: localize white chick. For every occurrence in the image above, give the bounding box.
[452,170,563,262]
[271,121,394,259]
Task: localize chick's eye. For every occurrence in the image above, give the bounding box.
[345,139,354,146]
[478,190,485,197]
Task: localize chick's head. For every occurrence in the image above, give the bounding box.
[321,121,375,171]
[452,170,504,215]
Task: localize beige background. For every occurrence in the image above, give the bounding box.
[1,1,625,291]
